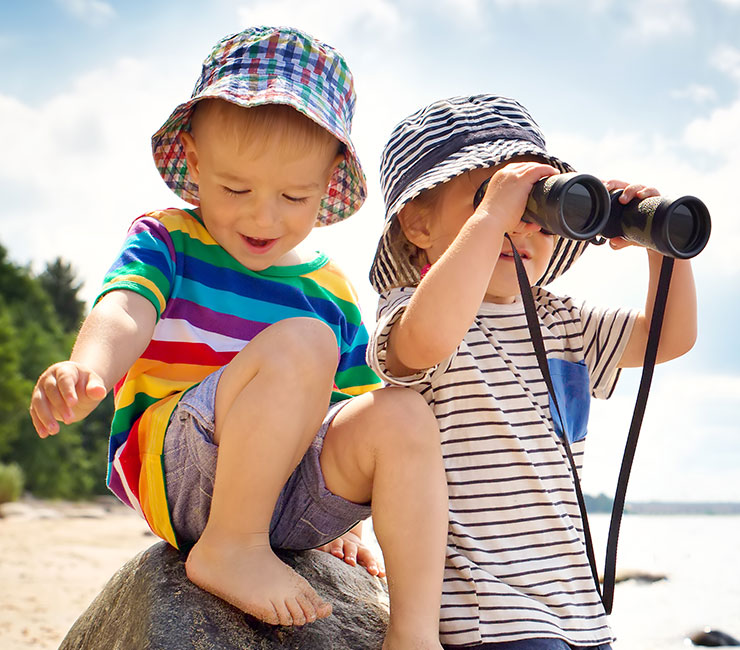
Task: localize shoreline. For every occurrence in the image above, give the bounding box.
[2,500,738,650]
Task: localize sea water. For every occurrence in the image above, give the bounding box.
[366,513,740,648]
[591,513,740,649]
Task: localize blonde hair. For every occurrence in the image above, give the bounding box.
[190,98,341,160]
[386,181,448,287]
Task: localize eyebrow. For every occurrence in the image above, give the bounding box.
[217,172,321,191]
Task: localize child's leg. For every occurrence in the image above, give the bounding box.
[185,317,338,627]
[320,387,448,650]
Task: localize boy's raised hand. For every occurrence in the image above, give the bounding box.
[603,179,660,250]
[30,361,108,438]
[476,161,558,234]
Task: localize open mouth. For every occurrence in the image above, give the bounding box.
[243,235,278,252]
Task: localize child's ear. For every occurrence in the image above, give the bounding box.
[180,131,200,184]
[397,204,433,249]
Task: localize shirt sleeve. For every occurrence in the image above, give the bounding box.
[95,216,176,320]
[580,301,638,399]
[328,269,382,400]
[368,287,455,387]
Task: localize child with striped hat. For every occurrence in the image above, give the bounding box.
[29,27,448,648]
[368,94,697,648]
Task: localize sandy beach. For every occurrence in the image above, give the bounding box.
[2,499,738,650]
[0,497,156,650]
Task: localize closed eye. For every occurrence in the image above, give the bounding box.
[222,186,249,196]
[284,194,309,204]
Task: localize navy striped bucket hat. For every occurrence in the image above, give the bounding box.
[369,94,590,293]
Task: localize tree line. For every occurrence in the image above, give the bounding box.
[0,243,113,499]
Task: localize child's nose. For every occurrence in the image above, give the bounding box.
[250,199,279,228]
[511,220,543,236]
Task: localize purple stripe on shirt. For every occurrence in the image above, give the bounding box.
[164,298,270,342]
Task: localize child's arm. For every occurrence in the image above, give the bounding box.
[604,181,698,368]
[29,290,157,437]
[386,161,558,376]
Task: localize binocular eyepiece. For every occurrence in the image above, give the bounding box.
[472,172,711,259]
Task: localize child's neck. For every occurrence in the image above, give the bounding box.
[274,244,316,266]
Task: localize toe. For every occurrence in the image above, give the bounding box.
[272,600,294,627]
[307,591,332,619]
[285,597,307,626]
[296,592,318,623]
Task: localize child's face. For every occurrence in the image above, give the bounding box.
[415,163,555,304]
[181,115,341,271]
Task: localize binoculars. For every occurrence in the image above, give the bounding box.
[472,172,711,259]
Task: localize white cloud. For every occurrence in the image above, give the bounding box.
[671,84,718,104]
[55,0,116,25]
[624,0,693,39]
[584,370,740,501]
[683,96,740,157]
[236,0,402,44]
[0,57,190,303]
[712,44,740,83]
[715,0,740,8]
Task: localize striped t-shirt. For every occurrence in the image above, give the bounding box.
[369,286,637,647]
[97,208,381,548]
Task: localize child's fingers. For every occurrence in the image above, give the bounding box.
[47,367,81,423]
[85,373,107,401]
[604,180,660,203]
[609,237,633,250]
[29,390,60,438]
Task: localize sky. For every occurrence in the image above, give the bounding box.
[1,0,739,502]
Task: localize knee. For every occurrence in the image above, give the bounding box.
[369,388,440,453]
[264,318,338,379]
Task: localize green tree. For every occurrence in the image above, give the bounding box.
[0,243,111,498]
[39,257,86,333]
[0,306,31,458]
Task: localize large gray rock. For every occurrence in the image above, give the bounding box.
[60,541,389,649]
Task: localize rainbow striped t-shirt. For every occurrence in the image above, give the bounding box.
[97,208,381,547]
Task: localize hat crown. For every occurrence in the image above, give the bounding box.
[193,27,356,131]
[150,26,367,226]
[380,95,548,214]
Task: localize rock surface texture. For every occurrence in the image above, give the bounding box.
[60,541,389,650]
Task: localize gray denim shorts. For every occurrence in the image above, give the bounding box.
[162,367,371,549]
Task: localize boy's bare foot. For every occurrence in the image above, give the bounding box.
[185,533,332,626]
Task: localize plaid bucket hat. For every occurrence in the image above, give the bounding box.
[151,26,366,226]
[369,94,590,293]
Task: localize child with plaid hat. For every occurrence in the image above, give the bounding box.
[367,95,697,648]
[29,27,448,646]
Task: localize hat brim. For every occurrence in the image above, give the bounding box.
[151,78,367,227]
[370,138,588,293]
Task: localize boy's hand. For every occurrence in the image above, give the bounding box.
[603,179,660,250]
[29,362,108,438]
[318,531,386,578]
[477,161,559,234]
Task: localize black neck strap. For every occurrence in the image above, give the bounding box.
[506,233,674,613]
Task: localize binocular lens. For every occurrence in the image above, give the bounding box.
[562,182,600,235]
[606,192,711,259]
[472,169,711,258]
[668,203,702,255]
